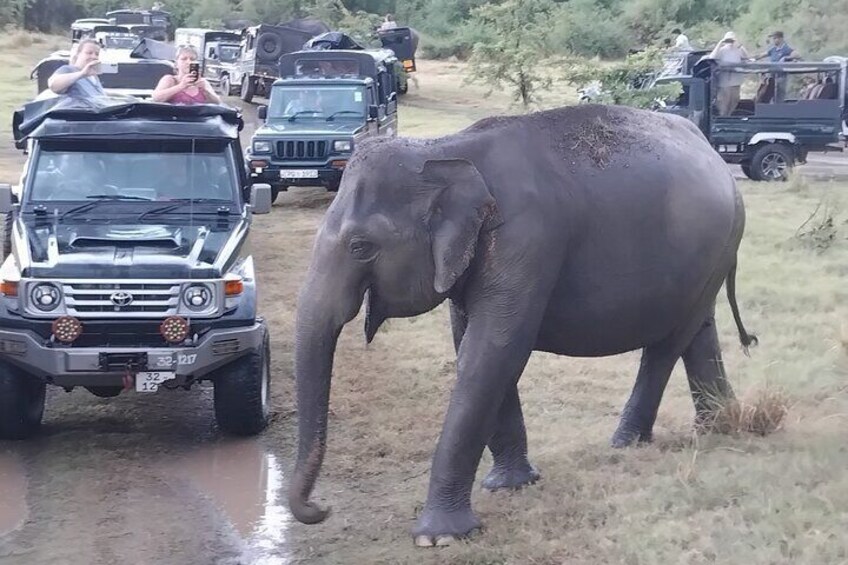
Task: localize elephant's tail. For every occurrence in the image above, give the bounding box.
[726,261,759,356]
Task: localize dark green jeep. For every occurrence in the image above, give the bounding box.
[656,56,847,180]
[246,49,399,201]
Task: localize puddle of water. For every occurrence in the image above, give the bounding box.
[171,439,292,563]
[0,451,28,537]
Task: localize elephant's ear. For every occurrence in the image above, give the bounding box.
[420,158,503,294]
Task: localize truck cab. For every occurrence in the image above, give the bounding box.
[656,57,847,180]
[1,98,274,440]
[246,49,400,200]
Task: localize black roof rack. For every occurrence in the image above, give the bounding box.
[12,97,243,148]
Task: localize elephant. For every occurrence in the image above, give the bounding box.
[287,104,757,546]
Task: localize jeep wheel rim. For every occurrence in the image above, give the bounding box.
[761,153,787,180]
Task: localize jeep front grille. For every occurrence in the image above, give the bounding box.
[63,282,180,317]
[277,140,328,160]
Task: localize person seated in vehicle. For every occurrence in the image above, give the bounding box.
[709,32,750,116]
[152,45,222,105]
[379,14,398,31]
[284,90,323,115]
[671,28,693,52]
[47,39,107,98]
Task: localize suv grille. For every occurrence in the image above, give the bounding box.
[63,282,180,317]
[277,140,328,160]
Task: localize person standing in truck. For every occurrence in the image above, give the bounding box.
[709,31,751,116]
[48,39,107,98]
[152,45,222,105]
[379,14,398,31]
[755,31,799,103]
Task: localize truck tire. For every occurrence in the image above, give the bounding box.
[270,185,280,204]
[220,74,232,97]
[256,31,284,60]
[240,75,255,103]
[750,143,793,181]
[213,328,271,436]
[740,162,755,180]
[0,361,46,440]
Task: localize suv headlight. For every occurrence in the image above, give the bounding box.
[182,284,213,311]
[333,140,352,152]
[30,283,61,311]
[253,140,272,154]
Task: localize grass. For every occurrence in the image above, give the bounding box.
[1,35,848,565]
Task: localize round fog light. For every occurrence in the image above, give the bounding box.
[52,316,82,343]
[160,316,190,344]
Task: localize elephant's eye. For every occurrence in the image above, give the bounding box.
[348,239,378,262]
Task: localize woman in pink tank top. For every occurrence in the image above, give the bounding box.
[151,45,222,105]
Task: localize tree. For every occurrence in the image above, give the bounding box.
[464,0,555,110]
[560,47,682,109]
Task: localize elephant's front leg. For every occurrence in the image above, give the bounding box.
[413,303,542,547]
[449,301,540,492]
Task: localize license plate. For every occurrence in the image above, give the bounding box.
[280,169,319,179]
[135,371,174,393]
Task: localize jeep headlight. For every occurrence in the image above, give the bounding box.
[252,140,272,154]
[30,283,61,311]
[333,140,352,152]
[182,284,213,311]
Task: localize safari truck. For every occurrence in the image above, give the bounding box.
[655,57,847,180]
[174,28,242,95]
[70,18,111,42]
[232,23,320,103]
[107,9,171,41]
[0,98,274,440]
[245,48,400,201]
[377,26,418,86]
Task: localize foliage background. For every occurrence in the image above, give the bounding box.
[1,0,844,60]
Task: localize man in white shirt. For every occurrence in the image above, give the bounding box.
[709,31,751,116]
[672,28,692,51]
[379,14,398,31]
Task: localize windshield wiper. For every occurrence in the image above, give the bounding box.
[137,198,232,221]
[287,110,321,122]
[60,194,154,221]
[326,110,362,121]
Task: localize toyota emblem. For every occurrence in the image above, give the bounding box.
[110,291,134,307]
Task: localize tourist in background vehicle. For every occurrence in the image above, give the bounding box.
[152,45,221,105]
[379,14,398,31]
[755,31,800,103]
[47,39,107,98]
[709,31,750,116]
[672,28,693,51]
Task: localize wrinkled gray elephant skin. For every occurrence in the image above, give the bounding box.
[287,105,757,545]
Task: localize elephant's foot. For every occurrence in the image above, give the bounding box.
[610,425,653,448]
[481,460,540,491]
[411,506,482,548]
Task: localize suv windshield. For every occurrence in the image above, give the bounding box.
[103,35,137,49]
[268,85,366,120]
[28,139,237,204]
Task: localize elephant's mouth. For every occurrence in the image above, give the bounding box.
[364,287,387,344]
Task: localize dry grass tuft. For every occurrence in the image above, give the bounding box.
[710,386,791,437]
[0,28,33,49]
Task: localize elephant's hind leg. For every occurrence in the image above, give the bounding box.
[681,316,736,430]
[481,385,540,491]
[611,345,679,448]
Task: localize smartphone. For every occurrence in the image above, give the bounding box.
[98,62,119,74]
[189,62,200,80]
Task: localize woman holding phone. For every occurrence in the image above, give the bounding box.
[152,45,221,105]
[48,39,107,98]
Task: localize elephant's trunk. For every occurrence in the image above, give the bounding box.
[288,272,363,525]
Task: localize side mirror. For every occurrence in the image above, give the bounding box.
[368,105,379,119]
[250,183,272,214]
[257,105,267,120]
[0,184,13,214]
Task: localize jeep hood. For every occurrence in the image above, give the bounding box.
[254,121,362,136]
[19,219,247,279]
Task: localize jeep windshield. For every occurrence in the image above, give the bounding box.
[102,35,138,50]
[27,139,238,207]
[268,85,366,120]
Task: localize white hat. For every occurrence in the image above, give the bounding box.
[722,31,737,42]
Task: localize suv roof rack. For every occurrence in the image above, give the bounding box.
[13,97,243,147]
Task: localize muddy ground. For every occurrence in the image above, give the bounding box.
[2,62,848,565]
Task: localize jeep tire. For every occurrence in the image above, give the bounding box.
[257,32,284,60]
[270,185,281,204]
[213,327,271,436]
[750,143,793,181]
[740,162,755,180]
[220,74,232,97]
[1,211,12,258]
[0,361,46,440]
